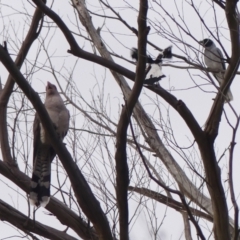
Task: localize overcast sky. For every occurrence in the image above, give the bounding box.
[0,0,239,239]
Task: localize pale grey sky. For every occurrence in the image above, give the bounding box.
[0,0,239,239]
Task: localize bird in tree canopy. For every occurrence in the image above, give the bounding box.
[131,46,172,85]
[30,82,70,207]
[199,38,233,102]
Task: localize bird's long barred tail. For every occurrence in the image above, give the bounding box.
[30,144,52,207]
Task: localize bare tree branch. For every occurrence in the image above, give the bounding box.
[128,186,213,223]
[31,0,135,81]
[0,7,43,167]
[114,1,149,239]
[0,200,78,240]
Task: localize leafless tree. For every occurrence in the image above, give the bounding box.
[0,0,239,240]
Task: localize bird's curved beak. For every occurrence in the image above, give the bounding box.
[46,81,53,90]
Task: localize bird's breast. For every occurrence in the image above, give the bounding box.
[204,50,221,69]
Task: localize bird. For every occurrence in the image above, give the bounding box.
[29,82,70,207]
[199,38,233,102]
[131,46,172,85]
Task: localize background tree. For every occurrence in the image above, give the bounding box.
[0,0,239,239]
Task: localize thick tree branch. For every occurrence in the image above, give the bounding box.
[201,1,240,239]
[212,0,226,9]
[0,7,43,167]
[0,200,78,240]
[114,1,149,239]
[0,47,112,240]
[229,115,240,240]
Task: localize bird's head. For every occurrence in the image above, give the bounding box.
[162,46,173,59]
[131,48,138,62]
[46,82,58,96]
[199,38,214,48]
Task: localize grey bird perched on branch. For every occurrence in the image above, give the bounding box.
[199,38,233,102]
[30,82,70,207]
[131,46,172,85]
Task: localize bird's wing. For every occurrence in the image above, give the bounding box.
[211,47,225,84]
[33,113,56,162]
[216,47,226,70]
[215,48,234,102]
[33,113,40,162]
[62,109,70,137]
